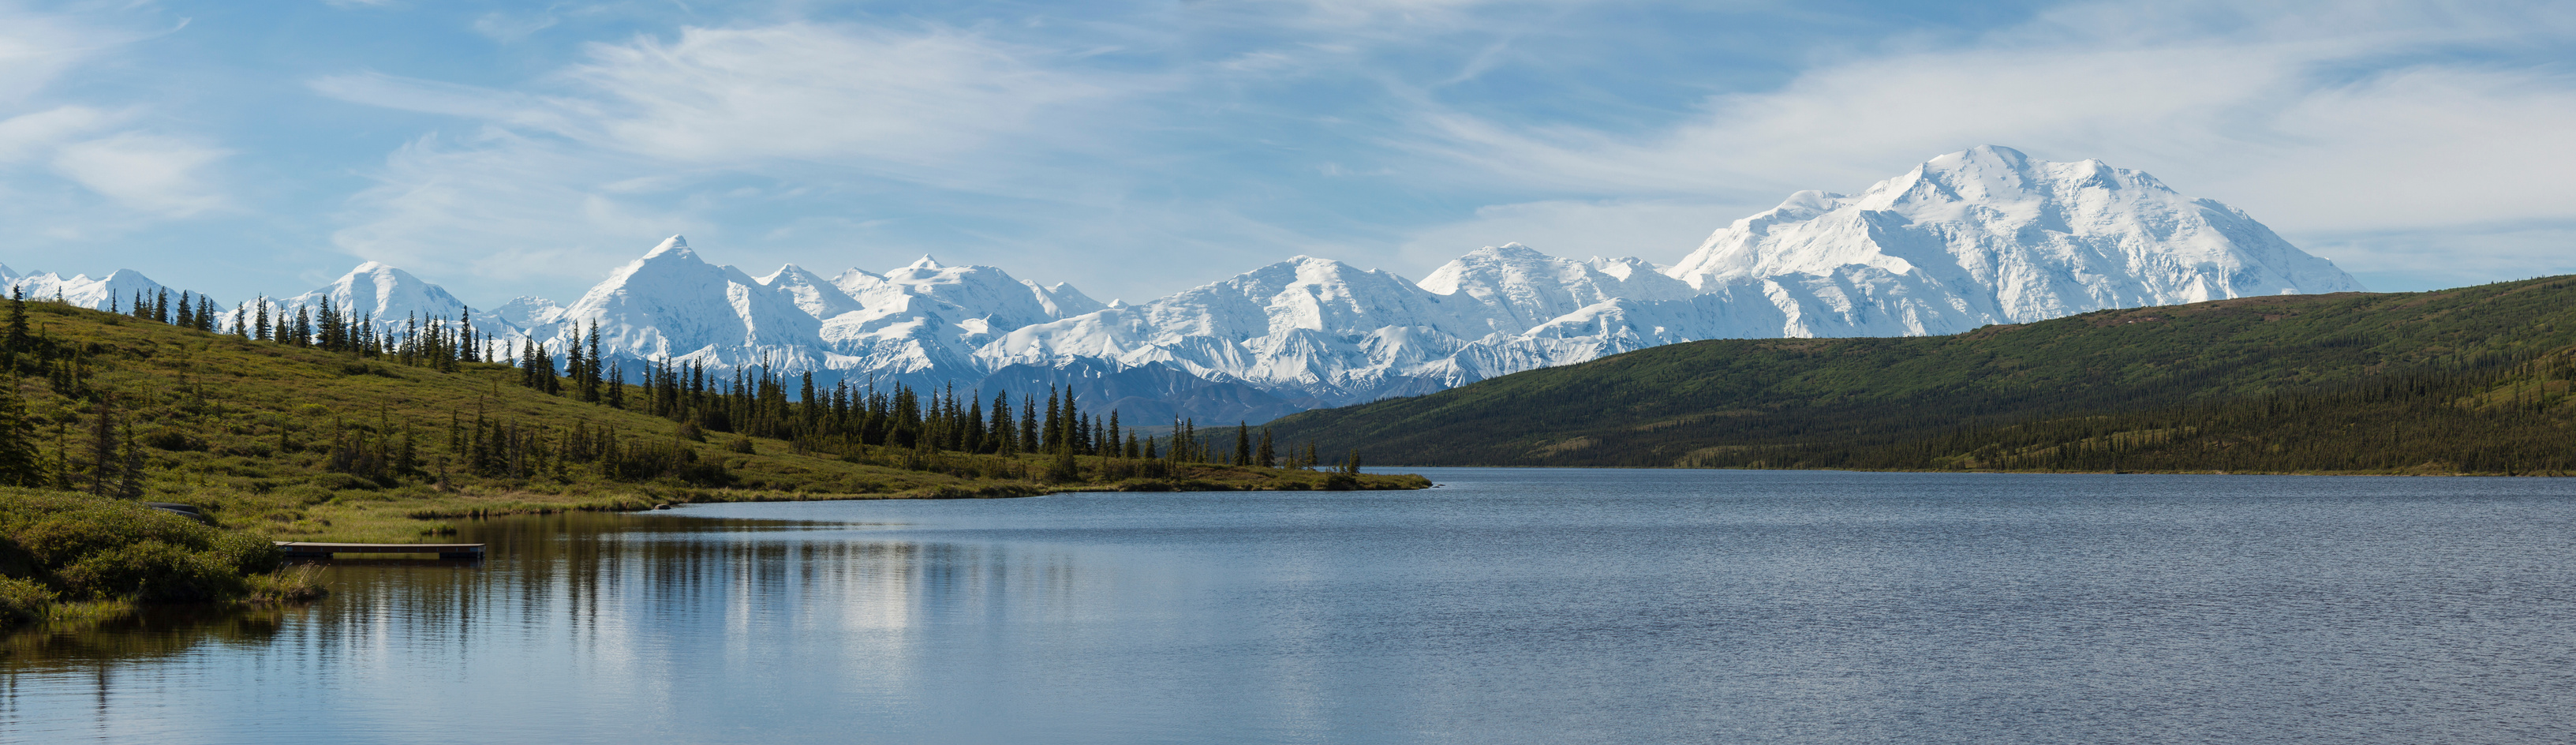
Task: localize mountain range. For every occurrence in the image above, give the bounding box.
[2,146,2362,423]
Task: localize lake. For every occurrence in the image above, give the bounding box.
[6,469,2575,744]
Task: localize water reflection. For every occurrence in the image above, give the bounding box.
[6,472,2576,744]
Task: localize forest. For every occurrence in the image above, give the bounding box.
[1267,275,2576,474]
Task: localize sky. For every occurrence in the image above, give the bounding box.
[2,0,2574,307]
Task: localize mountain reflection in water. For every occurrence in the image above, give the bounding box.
[6,470,2576,745]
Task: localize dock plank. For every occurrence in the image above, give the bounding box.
[276,541,485,559]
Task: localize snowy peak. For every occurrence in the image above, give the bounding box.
[292,261,465,322]
[2,268,193,311]
[879,259,1098,331]
[551,235,821,358]
[641,234,694,260]
[1419,243,1696,334]
[1665,145,2361,324]
[492,296,563,329]
[759,263,865,320]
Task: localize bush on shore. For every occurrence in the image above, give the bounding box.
[0,488,315,627]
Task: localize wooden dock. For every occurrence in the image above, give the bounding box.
[275,542,486,560]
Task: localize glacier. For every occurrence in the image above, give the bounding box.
[7,146,2362,423]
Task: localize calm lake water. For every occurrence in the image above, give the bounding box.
[6,469,2576,744]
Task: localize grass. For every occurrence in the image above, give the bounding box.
[2,300,1426,547]
[1,489,323,631]
[1270,275,2576,472]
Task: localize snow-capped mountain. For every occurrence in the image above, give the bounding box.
[5,146,2364,424]
[1661,145,2361,335]
[2,266,201,312]
[275,261,507,331]
[963,146,2359,409]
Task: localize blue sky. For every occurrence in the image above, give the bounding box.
[4,0,2574,306]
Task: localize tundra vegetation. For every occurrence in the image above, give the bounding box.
[0,292,1423,627]
[1272,275,2576,474]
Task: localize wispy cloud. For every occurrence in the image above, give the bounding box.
[296,0,2576,302]
[1393,1,2576,289]
[0,6,235,236]
[50,132,230,217]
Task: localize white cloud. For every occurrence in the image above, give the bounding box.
[472,11,557,42]
[0,9,102,104]
[1394,0,2576,279]
[0,105,109,162]
[330,129,713,295]
[50,132,230,217]
[318,22,1130,174]
[1393,199,1738,270]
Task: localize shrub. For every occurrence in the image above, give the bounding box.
[56,540,245,603]
[207,531,284,575]
[11,511,211,567]
[728,436,755,455]
[143,429,207,451]
[0,576,53,626]
[275,485,335,505]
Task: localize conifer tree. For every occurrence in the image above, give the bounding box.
[5,286,27,353]
[88,397,115,496]
[252,297,270,341]
[989,391,1015,454]
[1020,399,1038,453]
[114,421,144,500]
[1045,429,1080,483]
[1257,428,1275,468]
[0,376,41,486]
[1042,387,1061,451]
[585,324,605,402]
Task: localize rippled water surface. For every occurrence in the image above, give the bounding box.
[7,469,2576,744]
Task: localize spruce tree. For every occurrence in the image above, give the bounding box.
[1257,428,1275,469]
[5,286,27,354]
[582,324,604,402]
[0,376,41,486]
[1046,433,1080,483]
[989,391,1015,454]
[114,421,144,500]
[1235,422,1251,466]
[1020,399,1038,453]
[88,397,114,496]
[1042,387,1061,451]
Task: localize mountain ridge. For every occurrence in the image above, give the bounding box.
[6,146,2361,423]
[1259,276,2576,473]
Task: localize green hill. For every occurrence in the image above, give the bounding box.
[0,297,1425,548]
[1267,276,2576,474]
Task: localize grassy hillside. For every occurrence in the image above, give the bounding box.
[1268,276,2576,474]
[0,299,1425,547]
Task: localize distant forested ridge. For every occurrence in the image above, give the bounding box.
[1266,276,2576,474]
